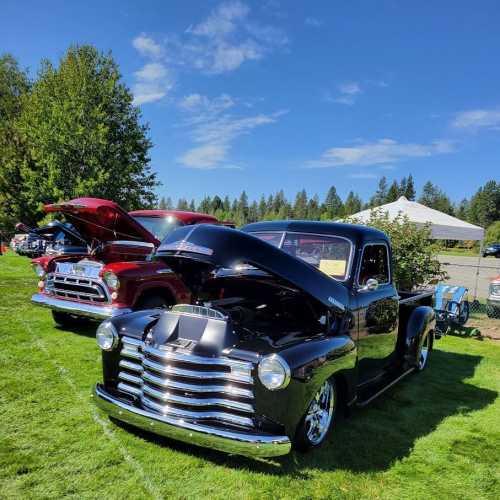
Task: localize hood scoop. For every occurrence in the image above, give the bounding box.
[149,305,239,356]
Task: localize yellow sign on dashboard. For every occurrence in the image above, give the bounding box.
[319,259,346,277]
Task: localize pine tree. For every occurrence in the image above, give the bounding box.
[344,191,362,216]
[293,189,308,219]
[386,181,400,203]
[405,174,416,200]
[159,196,167,210]
[370,177,388,206]
[324,186,343,218]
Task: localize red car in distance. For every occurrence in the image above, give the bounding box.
[31,197,220,327]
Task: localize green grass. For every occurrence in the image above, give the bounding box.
[438,248,480,257]
[1,252,499,499]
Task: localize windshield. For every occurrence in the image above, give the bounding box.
[250,231,352,281]
[132,216,183,241]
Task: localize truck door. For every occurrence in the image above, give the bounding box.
[355,242,399,385]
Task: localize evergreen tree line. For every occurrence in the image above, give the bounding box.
[159,176,500,230]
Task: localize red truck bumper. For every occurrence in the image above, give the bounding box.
[31,292,132,320]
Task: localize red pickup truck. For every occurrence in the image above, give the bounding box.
[31,197,219,327]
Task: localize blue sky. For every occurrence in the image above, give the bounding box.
[2,0,499,204]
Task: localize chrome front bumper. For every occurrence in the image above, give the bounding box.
[31,293,132,320]
[93,384,291,458]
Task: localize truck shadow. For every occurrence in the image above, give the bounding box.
[116,348,497,475]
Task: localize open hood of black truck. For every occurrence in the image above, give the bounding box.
[156,225,348,313]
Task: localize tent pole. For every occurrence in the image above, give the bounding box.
[473,240,483,300]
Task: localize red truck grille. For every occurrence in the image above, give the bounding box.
[46,273,110,303]
[117,336,255,429]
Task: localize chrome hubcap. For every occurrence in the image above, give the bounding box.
[419,335,429,370]
[305,380,335,445]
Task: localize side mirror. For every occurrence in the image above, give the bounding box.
[360,278,379,292]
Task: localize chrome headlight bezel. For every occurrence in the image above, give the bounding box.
[258,354,291,391]
[96,321,119,351]
[103,271,120,290]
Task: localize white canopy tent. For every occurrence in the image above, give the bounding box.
[348,196,485,298]
[349,196,484,241]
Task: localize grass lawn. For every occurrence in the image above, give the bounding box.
[1,252,499,499]
[438,248,480,257]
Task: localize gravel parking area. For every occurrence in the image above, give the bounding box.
[438,255,500,299]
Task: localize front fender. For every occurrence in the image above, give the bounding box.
[405,306,436,368]
[253,335,357,437]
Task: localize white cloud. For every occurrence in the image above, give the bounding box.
[305,17,323,27]
[451,109,500,130]
[134,63,167,81]
[132,62,173,105]
[338,82,361,95]
[176,93,285,168]
[349,172,378,179]
[307,138,455,168]
[135,1,287,76]
[132,34,162,59]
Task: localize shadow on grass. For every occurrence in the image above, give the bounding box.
[113,348,497,476]
[54,319,97,339]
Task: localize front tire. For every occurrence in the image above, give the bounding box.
[294,378,337,452]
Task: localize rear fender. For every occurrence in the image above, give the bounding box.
[405,306,436,368]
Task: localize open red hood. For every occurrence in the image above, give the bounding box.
[44,197,159,245]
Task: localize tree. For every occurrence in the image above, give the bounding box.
[17,45,158,213]
[386,181,400,203]
[348,210,447,290]
[468,180,500,229]
[418,181,454,215]
[344,191,362,216]
[455,198,469,221]
[324,186,343,218]
[293,189,308,219]
[0,54,33,234]
[370,177,388,207]
[404,174,416,200]
[158,196,167,210]
[485,221,500,245]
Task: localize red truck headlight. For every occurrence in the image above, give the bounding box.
[103,271,120,290]
[32,263,46,278]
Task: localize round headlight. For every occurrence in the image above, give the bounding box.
[103,271,120,290]
[258,354,291,391]
[96,321,118,351]
[33,263,46,278]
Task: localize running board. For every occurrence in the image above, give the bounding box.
[356,368,415,407]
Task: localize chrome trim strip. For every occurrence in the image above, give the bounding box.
[142,358,252,384]
[31,293,132,320]
[94,384,290,458]
[117,382,142,397]
[141,395,254,427]
[120,347,143,360]
[119,359,143,373]
[141,371,254,399]
[122,337,143,347]
[142,384,254,413]
[118,371,143,386]
[143,345,253,372]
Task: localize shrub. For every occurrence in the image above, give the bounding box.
[485,221,500,245]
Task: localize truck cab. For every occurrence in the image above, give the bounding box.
[93,221,435,458]
[31,197,219,326]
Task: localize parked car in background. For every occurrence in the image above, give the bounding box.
[10,233,28,253]
[93,221,435,458]
[15,221,87,258]
[486,276,500,318]
[31,197,220,327]
[482,243,500,258]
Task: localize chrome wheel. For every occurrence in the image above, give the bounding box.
[418,335,429,370]
[305,380,335,445]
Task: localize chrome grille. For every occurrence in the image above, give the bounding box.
[46,273,110,303]
[117,336,255,428]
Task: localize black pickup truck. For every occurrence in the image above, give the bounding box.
[93,221,435,458]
